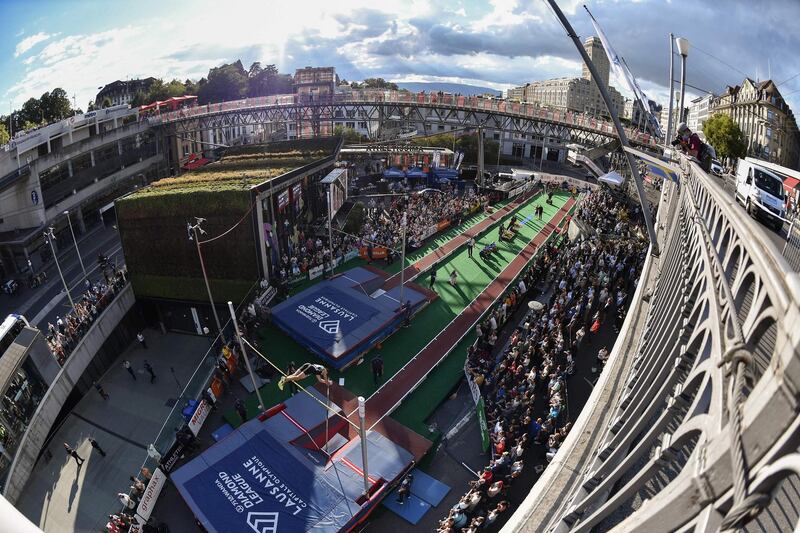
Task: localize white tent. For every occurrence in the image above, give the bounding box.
[510,169,536,181]
[598,171,624,186]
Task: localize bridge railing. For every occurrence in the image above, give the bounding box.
[503,153,800,532]
[146,90,656,147]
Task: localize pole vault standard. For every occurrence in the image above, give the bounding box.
[357,396,370,494]
[546,0,659,255]
[228,301,265,411]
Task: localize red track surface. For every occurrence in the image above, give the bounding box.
[362,197,576,427]
[382,187,541,290]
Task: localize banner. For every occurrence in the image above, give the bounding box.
[188,399,213,437]
[344,249,360,262]
[160,439,187,473]
[136,467,167,523]
[586,6,662,138]
[476,397,490,453]
[437,219,451,232]
[277,190,289,210]
[308,265,324,280]
[359,246,388,260]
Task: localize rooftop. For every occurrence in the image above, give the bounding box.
[127,137,340,197]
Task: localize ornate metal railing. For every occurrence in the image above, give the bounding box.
[505,154,800,532]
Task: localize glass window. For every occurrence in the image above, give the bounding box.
[754,169,782,197]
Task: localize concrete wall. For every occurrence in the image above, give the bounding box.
[3,283,135,504]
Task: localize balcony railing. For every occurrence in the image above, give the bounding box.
[505,153,800,532]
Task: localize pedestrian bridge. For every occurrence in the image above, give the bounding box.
[3,283,136,504]
[148,90,658,150]
[505,154,800,532]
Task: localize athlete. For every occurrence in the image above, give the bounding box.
[278,363,332,390]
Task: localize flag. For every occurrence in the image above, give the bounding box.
[585,6,663,139]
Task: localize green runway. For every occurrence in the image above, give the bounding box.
[227,192,572,431]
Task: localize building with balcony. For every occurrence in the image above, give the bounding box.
[95,78,157,107]
[710,78,800,169]
[686,94,714,140]
[0,106,164,277]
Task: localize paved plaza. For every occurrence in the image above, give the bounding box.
[16,330,211,533]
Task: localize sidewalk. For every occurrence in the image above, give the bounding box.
[16,329,210,533]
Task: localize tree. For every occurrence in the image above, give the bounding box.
[703,113,747,163]
[198,60,249,104]
[333,125,362,143]
[20,97,42,125]
[40,88,72,121]
[87,100,96,112]
[247,63,291,97]
[0,123,9,145]
[358,78,399,90]
[100,97,113,109]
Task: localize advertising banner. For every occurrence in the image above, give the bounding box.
[358,246,387,260]
[476,397,490,453]
[436,219,451,232]
[308,266,324,280]
[159,439,187,473]
[277,190,289,210]
[188,399,213,437]
[136,467,167,523]
[344,249,359,262]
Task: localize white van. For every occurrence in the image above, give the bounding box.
[734,158,786,231]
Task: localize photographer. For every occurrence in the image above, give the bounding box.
[672,122,713,172]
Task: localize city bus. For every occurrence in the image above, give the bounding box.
[0,314,30,357]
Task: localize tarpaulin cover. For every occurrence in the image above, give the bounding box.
[383,167,406,179]
[405,167,428,179]
[271,267,428,368]
[172,387,414,533]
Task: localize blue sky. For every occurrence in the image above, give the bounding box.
[1,0,799,116]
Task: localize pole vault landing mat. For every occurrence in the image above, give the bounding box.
[171,386,415,533]
[271,266,431,370]
[382,468,451,524]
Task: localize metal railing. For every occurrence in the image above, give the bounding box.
[504,153,800,532]
[145,90,657,147]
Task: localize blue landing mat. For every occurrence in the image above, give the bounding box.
[381,493,431,525]
[410,468,451,506]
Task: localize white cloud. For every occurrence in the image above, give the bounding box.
[14,32,56,57]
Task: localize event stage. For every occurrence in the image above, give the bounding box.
[271,266,433,370]
[172,387,416,533]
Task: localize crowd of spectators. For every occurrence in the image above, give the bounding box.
[439,187,648,532]
[46,269,127,365]
[276,186,482,280]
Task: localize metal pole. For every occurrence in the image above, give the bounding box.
[45,228,75,311]
[357,396,370,494]
[64,210,86,279]
[327,185,335,277]
[192,224,225,341]
[678,51,688,129]
[477,126,485,188]
[540,130,546,171]
[228,301,264,410]
[399,213,407,306]
[665,33,675,148]
[547,0,659,255]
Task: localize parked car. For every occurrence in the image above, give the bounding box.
[711,159,723,176]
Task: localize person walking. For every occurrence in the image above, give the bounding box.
[235,399,248,423]
[371,355,384,385]
[122,360,136,381]
[64,443,84,467]
[467,237,475,258]
[143,360,157,384]
[93,381,110,400]
[429,264,438,289]
[137,332,148,350]
[88,437,106,457]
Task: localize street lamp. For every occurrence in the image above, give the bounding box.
[676,37,690,127]
[63,210,86,279]
[188,218,225,342]
[44,227,75,312]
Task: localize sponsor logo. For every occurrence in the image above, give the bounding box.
[318,320,340,335]
[248,511,279,533]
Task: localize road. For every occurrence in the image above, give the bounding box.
[715,171,792,253]
[0,223,126,329]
